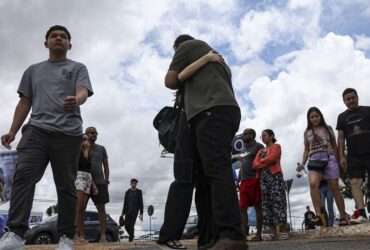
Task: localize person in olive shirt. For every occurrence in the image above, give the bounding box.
[337,88,370,223]
[85,126,110,242]
[165,35,245,250]
[121,179,144,242]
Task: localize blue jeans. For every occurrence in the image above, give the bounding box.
[320,185,335,226]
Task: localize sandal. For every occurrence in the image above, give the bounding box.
[339,215,350,226]
[163,240,187,249]
[312,215,326,226]
[174,241,187,249]
[249,235,262,241]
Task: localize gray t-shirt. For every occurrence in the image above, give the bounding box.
[239,141,264,180]
[17,59,93,136]
[90,144,108,184]
[169,40,239,121]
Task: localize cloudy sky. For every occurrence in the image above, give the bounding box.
[1,0,370,232]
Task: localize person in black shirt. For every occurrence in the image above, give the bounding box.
[337,88,370,223]
[121,178,144,242]
[304,206,316,230]
[158,111,194,250]
[74,134,97,242]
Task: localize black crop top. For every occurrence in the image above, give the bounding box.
[78,152,91,172]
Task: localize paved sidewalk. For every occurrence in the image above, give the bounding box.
[26,223,370,250]
[26,237,370,250]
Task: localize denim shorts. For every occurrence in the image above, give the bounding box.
[309,152,339,180]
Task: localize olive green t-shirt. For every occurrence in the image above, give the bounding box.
[169,39,239,120]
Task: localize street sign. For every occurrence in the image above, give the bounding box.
[147,205,154,216]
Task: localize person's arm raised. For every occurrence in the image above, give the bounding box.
[64,86,89,111]
[178,51,224,81]
[164,70,179,90]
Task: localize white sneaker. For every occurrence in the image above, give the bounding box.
[55,235,74,250]
[350,210,368,224]
[0,232,25,250]
[351,215,368,224]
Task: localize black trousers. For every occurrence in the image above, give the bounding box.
[8,125,81,238]
[125,211,138,241]
[159,111,194,243]
[190,106,244,246]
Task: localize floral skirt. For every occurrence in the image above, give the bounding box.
[261,170,287,226]
[75,171,92,194]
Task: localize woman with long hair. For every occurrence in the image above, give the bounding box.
[297,107,348,226]
[74,134,96,243]
[253,129,287,240]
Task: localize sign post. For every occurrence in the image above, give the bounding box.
[147,205,154,240]
[285,179,293,231]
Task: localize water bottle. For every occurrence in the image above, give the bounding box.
[296,162,306,178]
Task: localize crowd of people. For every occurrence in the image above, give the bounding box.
[0,25,369,250]
[159,34,370,250]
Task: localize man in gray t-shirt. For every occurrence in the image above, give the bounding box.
[85,126,110,242]
[17,59,92,136]
[0,25,93,250]
[236,128,264,240]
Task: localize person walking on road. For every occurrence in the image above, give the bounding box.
[0,25,93,250]
[122,178,144,242]
[86,126,110,242]
[297,107,348,226]
[337,88,370,223]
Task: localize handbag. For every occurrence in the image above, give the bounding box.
[307,152,329,172]
[119,215,125,227]
[153,88,183,154]
[153,106,180,153]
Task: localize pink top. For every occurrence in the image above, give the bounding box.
[253,144,283,178]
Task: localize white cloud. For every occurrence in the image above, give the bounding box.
[231,1,321,61]
[355,35,370,51]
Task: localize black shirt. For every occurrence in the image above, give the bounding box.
[122,188,144,216]
[304,211,315,225]
[78,152,91,172]
[336,106,370,156]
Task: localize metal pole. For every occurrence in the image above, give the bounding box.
[287,190,293,231]
[149,216,152,240]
